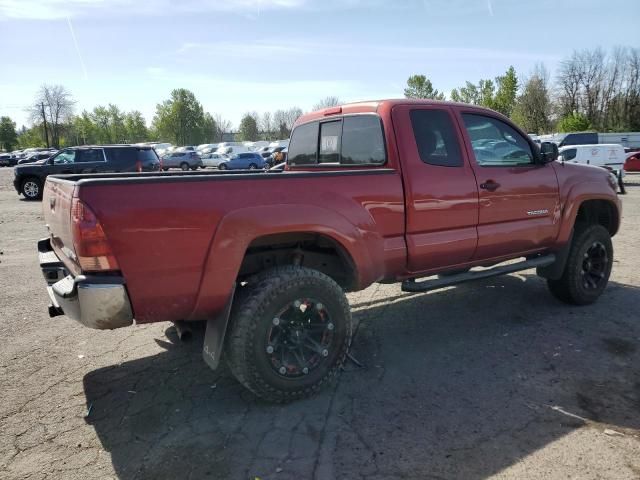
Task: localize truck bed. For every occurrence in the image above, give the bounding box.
[42,167,405,324]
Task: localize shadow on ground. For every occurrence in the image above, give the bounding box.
[83,274,640,479]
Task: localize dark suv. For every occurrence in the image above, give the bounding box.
[13,145,161,200]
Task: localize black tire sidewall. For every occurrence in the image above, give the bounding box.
[226,267,351,401]
[563,225,613,304]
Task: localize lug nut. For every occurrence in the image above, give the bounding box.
[327,323,334,331]
[279,366,287,375]
[272,318,280,326]
[302,367,309,374]
[316,303,323,310]
[294,300,301,308]
[266,345,274,354]
[322,349,329,357]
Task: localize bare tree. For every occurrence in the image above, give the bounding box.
[260,112,273,139]
[30,85,75,148]
[312,96,341,110]
[212,113,232,142]
[273,107,303,138]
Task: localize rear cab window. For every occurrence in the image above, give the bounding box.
[288,115,386,167]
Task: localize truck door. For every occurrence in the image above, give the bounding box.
[392,105,479,273]
[456,110,560,260]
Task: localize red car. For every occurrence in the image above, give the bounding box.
[38,99,621,401]
[624,151,640,171]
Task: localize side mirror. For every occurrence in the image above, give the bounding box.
[539,142,558,163]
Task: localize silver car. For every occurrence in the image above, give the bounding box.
[201,152,228,168]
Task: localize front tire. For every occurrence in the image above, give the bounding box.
[547,224,613,305]
[225,266,352,402]
[21,178,42,200]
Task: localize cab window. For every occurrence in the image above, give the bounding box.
[462,114,534,167]
[561,148,577,161]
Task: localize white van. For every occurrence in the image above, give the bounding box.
[215,143,252,156]
[558,144,626,178]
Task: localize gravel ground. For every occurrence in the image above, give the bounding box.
[0,168,639,480]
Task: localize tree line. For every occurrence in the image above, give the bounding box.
[1,88,327,151]
[405,46,640,134]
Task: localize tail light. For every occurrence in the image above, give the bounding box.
[136,160,142,172]
[71,198,119,272]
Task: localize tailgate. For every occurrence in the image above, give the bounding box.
[42,178,81,275]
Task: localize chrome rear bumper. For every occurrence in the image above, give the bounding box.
[38,238,133,329]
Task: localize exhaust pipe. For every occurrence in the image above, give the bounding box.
[173,320,192,341]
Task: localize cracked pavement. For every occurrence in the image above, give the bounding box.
[1,168,639,479]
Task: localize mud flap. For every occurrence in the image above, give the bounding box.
[202,284,236,371]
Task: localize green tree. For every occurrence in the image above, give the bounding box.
[17,125,46,148]
[511,65,551,134]
[450,82,480,104]
[493,66,518,116]
[0,117,18,152]
[152,88,208,145]
[404,75,445,100]
[556,112,591,132]
[124,111,149,143]
[238,113,259,141]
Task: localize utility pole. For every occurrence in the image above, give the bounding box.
[40,102,50,148]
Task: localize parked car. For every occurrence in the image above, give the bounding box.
[14,145,160,200]
[624,151,640,172]
[201,152,228,168]
[161,150,202,171]
[218,152,266,170]
[0,153,13,167]
[38,99,620,402]
[17,151,54,165]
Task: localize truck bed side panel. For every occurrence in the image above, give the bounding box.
[77,170,405,324]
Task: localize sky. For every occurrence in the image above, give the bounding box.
[0,0,638,130]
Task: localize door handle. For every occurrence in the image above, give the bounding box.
[480,180,500,192]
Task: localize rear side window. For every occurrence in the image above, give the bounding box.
[289,122,319,165]
[410,110,462,167]
[137,148,159,164]
[561,148,577,160]
[76,149,105,163]
[106,148,136,165]
[341,116,386,165]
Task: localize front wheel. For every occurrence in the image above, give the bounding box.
[225,266,352,402]
[547,224,613,305]
[21,178,42,200]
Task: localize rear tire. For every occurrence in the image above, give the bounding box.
[219,163,228,170]
[21,178,42,200]
[225,266,352,402]
[248,163,257,170]
[547,224,613,305]
[180,162,189,171]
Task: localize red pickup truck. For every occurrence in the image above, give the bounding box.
[38,100,621,402]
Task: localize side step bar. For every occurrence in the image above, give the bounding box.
[401,254,556,293]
